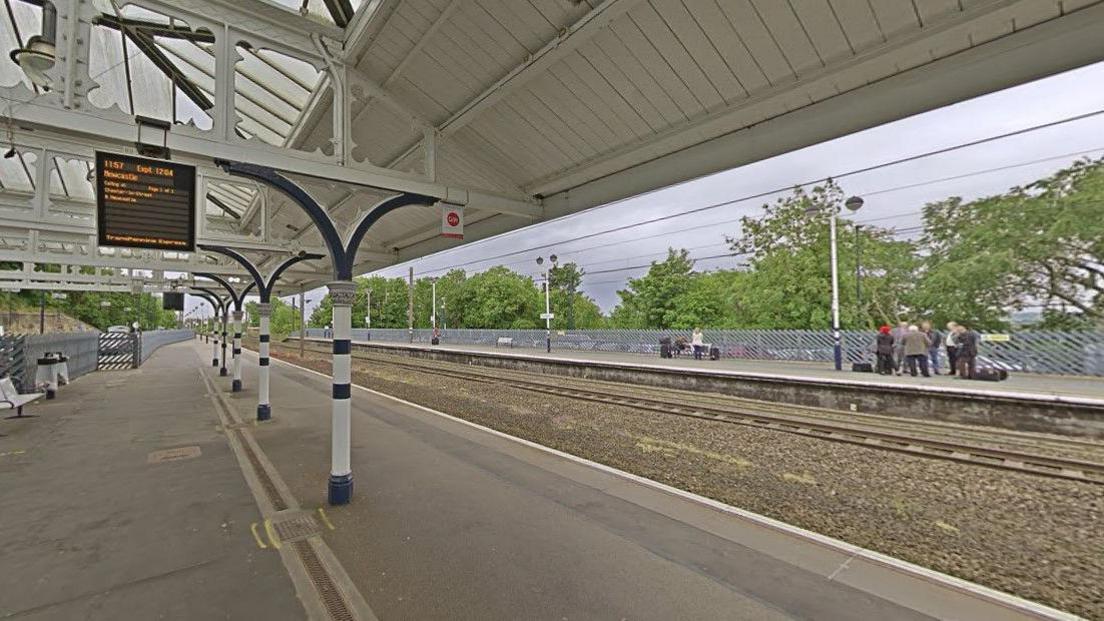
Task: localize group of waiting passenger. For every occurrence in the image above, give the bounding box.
[873,321,980,378]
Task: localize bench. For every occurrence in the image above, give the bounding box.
[0,376,45,418]
[495,337,514,348]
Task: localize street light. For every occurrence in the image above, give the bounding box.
[845,197,865,321]
[807,195,863,370]
[536,255,557,353]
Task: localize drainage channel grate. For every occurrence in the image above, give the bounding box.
[294,540,355,621]
[234,428,288,511]
[272,512,320,543]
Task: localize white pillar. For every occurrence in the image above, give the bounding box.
[231,310,244,392]
[257,302,272,420]
[220,311,228,377]
[211,325,219,367]
[327,281,356,505]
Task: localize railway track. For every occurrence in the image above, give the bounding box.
[328,349,1104,486]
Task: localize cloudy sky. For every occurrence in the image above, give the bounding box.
[287,60,1104,315]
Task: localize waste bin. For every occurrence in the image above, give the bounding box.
[35,352,68,399]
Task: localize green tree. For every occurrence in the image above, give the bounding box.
[609,248,697,329]
[549,262,585,329]
[728,182,920,329]
[448,266,541,329]
[914,157,1104,328]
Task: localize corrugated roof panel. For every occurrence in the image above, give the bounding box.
[681,0,771,94]
[753,0,824,74]
[866,0,922,38]
[588,33,688,127]
[649,0,747,102]
[827,0,887,52]
[608,15,706,119]
[790,0,855,61]
[629,4,725,110]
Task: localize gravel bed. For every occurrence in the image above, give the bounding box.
[266,342,1104,619]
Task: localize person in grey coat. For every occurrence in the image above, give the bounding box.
[903,325,932,377]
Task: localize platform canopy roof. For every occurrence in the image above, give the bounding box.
[2,0,1104,296]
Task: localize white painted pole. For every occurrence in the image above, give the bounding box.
[231,310,244,391]
[327,281,356,505]
[257,302,271,420]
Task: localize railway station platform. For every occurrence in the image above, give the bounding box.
[303,337,1104,440]
[307,338,1104,401]
[0,340,1082,619]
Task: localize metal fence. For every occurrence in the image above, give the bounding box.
[302,328,1104,377]
[0,335,27,390]
[24,332,101,383]
[139,330,194,363]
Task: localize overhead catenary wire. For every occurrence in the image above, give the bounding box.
[377,107,1104,279]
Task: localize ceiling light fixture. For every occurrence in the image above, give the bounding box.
[9,2,58,90]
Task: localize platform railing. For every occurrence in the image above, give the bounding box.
[301,327,1104,377]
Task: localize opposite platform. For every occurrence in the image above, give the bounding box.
[301,337,1104,438]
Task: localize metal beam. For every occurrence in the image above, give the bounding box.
[322,0,355,28]
[4,102,538,215]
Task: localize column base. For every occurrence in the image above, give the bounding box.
[232,379,242,392]
[328,473,353,505]
[212,359,218,367]
[220,368,228,377]
[257,404,271,421]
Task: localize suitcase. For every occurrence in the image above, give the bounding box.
[974,368,1008,381]
[660,343,672,359]
[431,336,440,345]
[851,362,874,373]
[709,346,720,361]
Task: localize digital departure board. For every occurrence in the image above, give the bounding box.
[96,151,196,251]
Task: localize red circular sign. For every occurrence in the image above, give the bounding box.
[446,212,460,227]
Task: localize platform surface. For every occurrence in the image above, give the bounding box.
[321,338,1104,403]
[0,340,1076,620]
[0,343,305,620]
[232,341,1066,620]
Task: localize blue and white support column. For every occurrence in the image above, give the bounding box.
[231,310,244,392]
[256,302,272,420]
[220,311,229,377]
[327,281,356,505]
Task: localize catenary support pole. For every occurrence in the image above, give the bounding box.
[299,289,305,359]
[407,266,414,343]
[327,281,356,505]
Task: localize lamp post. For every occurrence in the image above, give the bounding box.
[536,255,557,353]
[808,195,863,370]
[430,279,437,331]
